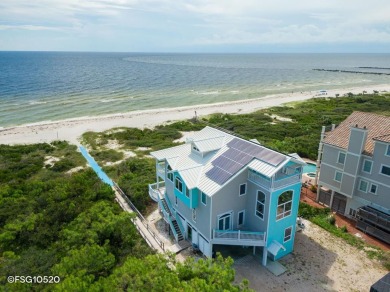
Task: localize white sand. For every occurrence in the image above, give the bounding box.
[1,84,389,145]
[234,220,387,291]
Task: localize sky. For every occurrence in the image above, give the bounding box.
[1,0,390,53]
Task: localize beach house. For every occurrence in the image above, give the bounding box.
[316,112,390,244]
[148,126,305,265]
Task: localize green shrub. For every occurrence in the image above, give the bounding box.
[298,202,330,219]
[340,225,348,233]
[327,215,336,225]
[51,158,76,172]
[90,149,124,163]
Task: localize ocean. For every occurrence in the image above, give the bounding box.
[0,52,389,128]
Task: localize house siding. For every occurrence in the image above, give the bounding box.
[318,161,342,190]
[343,154,359,176]
[211,170,249,232]
[347,128,367,154]
[267,182,301,260]
[245,179,270,232]
[319,130,390,217]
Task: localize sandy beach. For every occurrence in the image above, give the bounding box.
[1,84,389,145]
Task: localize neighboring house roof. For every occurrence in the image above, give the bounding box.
[151,126,299,196]
[373,134,390,143]
[323,111,390,155]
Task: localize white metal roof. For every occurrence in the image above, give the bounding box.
[193,136,226,153]
[247,159,282,177]
[179,166,203,189]
[150,126,298,196]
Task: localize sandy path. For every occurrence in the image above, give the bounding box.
[0,84,389,145]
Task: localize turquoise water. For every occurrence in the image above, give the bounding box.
[1,52,390,127]
[303,163,317,173]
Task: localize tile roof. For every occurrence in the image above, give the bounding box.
[373,134,390,143]
[323,111,390,155]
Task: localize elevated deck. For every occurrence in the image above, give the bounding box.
[148,182,165,202]
[212,229,266,246]
[357,206,390,244]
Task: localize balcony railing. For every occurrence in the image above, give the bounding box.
[148,182,165,202]
[273,173,301,189]
[357,206,390,232]
[213,229,266,246]
[248,171,271,188]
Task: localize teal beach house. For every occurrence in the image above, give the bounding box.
[148,126,305,265]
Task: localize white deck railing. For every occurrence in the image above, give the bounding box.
[248,171,271,188]
[213,230,266,246]
[148,182,165,202]
[273,174,300,189]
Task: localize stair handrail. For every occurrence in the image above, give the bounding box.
[175,212,185,239]
[168,219,179,242]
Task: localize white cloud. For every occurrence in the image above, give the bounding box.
[1,0,390,51]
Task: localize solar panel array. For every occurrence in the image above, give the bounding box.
[206,138,286,185]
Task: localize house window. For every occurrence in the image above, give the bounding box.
[284,226,292,242]
[338,152,346,164]
[175,177,183,192]
[255,191,265,219]
[358,180,368,192]
[218,213,231,231]
[201,192,207,205]
[334,171,342,182]
[370,184,378,194]
[239,183,246,196]
[192,209,196,222]
[175,195,178,206]
[167,165,173,181]
[349,208,357,218]
[362,160,372,173]
[185,186,190,198]
[192,145,200,152]
[380,165,390,176]
[238,210,245,226]
[386,145,390,156]
[277,190,293,220]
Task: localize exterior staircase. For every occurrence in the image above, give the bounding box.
[159,197,184,243]
[161,198,171,216]
[172,219,184,241]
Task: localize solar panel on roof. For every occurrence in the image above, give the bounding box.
[206,137,286,186]
[228,138,285,166]
[212,156,243,174]
[221,148,252,164]
[206,167,232,185]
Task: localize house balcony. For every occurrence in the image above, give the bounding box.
[248,171,271,188]
[248,171,301,190]
[356,206,390,245]
[212,229,266,246]
[148,181,166,202]
[273,173,301,189]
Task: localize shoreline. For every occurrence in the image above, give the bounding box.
[1,84,389,145]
